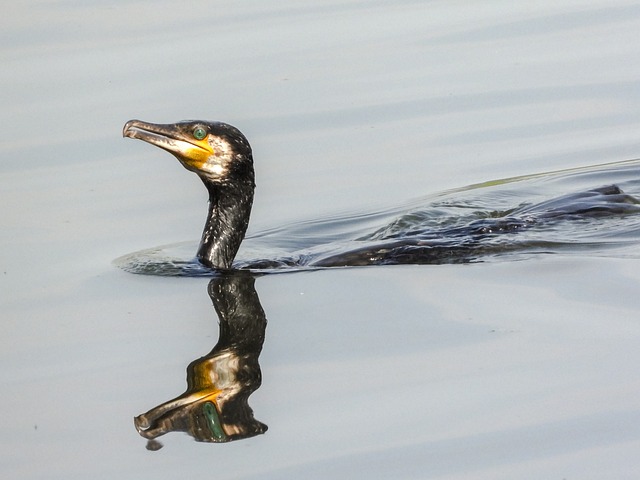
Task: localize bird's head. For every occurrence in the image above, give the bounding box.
[123,119,254,186]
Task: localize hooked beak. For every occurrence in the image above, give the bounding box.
[123,119,213,171]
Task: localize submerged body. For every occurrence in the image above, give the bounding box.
[122,119,640,273]
[314,184,640,267]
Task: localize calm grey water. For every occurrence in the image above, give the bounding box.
[2,1,640,479]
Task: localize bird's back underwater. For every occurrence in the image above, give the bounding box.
[115,158,640,276]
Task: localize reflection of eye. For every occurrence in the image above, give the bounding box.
[203,401,226,441]
[193,127,207,140]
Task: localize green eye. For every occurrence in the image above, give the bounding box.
[193,127,207,140]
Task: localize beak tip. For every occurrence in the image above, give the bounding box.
[122,119,140,138]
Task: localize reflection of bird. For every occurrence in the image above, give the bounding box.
[134,274,267,446]
[123,119,640,271]
[124,120,255,269]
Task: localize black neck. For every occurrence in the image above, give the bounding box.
[197,180,254,269]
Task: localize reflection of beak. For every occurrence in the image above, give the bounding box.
[123,119,213,171]
[134,388,226,441]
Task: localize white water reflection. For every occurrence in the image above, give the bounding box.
[2,1,640,479]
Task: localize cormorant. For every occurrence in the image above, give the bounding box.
[123,120,254,269]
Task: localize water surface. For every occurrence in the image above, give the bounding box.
[2,1,640,479]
